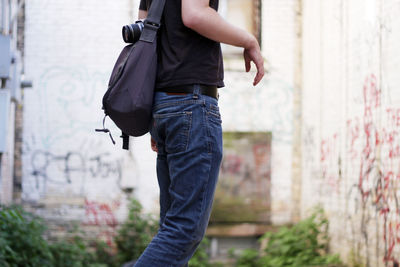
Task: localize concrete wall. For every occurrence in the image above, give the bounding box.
[301,0,400,266]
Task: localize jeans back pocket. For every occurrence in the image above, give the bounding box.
[153,111,193,154]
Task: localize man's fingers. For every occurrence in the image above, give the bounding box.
[253,60,265,86]
[245,58,251,72]
[253,70,264,86]
[150,137,158,152]
[244,47,265,85]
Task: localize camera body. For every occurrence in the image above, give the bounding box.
[122,20,145,43]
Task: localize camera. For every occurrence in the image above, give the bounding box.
[122,20,144,43]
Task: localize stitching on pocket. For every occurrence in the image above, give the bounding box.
[153,100,204,111]
[207,111,222,123]
[209,103,219,111]
[155,111,193,154]
[183,113,193,152]
[154,111,192,119]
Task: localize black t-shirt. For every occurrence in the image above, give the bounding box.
[139,0,224,88]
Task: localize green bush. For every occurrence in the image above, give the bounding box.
[188,238,224,267]
[233,208,343,267]
[113,199,221,266]
[113,199,158,266]
[0,205,54,266]
[0,200,219,267]
[49,236,106,267]
[0,205,105,267]
[91,240,116,267]
[235,249,260,267]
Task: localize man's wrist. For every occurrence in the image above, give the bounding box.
[244,34,257,50]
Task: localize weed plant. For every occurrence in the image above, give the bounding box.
[0,200,215,267]
[232,208,343,267]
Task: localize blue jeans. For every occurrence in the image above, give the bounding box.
[134,85,223,267]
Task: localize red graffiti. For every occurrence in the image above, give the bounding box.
[358,75,380,201]
[320,133,341,194]
[321,134,338,163]
[252,144,271,199]
[386,108,400,127]
[384,222,400,264]
[221,154,243,175]
[253,144,270,176]
[84,199,119,226]
[381,109,400,160]
[363,74,380,109]
[343,74,400,265]
[347,118,360,159]
[84,199,120,246]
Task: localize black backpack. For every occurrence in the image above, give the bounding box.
[96,0,166,150]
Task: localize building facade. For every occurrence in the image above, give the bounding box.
[2,0,400,266]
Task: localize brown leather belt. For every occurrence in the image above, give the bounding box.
[156,84,218,100]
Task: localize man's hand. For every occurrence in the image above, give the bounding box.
[151,137,158,152]
[182,0,265,86]
[244,37,265,86]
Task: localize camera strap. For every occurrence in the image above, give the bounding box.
[140,0,166,43]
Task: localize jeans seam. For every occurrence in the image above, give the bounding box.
[190,153,211,243]
[204,106,212,154]
[154,111,192,119]
[183,113,193,152]
[153,99,205,111]
[207,111,222,123]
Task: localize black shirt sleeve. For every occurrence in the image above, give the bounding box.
[139,0,147,10]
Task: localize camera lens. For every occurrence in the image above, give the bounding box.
[122,25,134,43]
[122,21,144,43]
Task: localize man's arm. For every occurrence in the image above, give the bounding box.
[138,10,147,20]
[182,0,264,85]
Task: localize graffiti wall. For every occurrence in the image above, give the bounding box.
[210,132,272,223]
[22,0,159,243]
[220,0,297,225]
[21,0,297,246]
[220,70,294,225]
[302,0,400,266]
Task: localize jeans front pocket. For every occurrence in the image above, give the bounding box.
[153,111,193,154]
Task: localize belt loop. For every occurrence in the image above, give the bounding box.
[192,84,200,99]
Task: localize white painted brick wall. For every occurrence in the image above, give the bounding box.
[23,0,296,228]
[302,0,400,266]
[220,0,297,225]
[20,0,399,263]
[0,101,15,204]
[23,0,159,226]
[1,0,20,205]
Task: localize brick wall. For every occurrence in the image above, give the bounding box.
[0,102,15,204]
[220,0,297,225]
[13,0,26,203]
[1,0,21,205]
[21,0,400,264]
[22,0,297,235]
[22,0,159,243]
[301,0,400,266]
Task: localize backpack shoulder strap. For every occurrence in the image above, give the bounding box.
[140,0,166,43]
[146,0,166,26]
